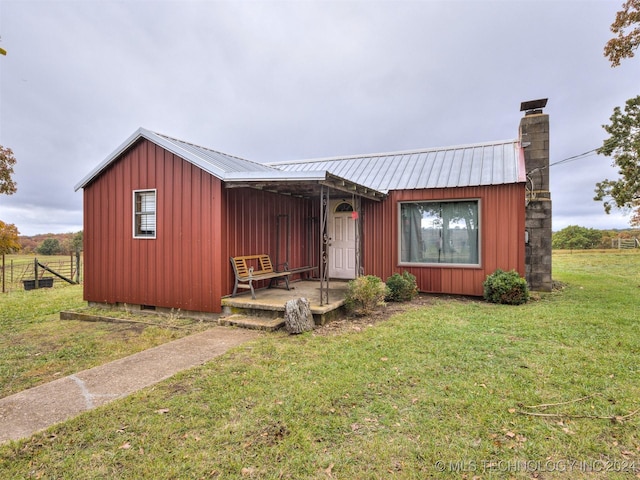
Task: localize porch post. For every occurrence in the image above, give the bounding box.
[354,194,361,277]
[319,185,329,305]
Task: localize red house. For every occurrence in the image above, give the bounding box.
[74,101,551,316]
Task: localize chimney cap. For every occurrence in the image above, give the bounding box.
[520,98,548,113]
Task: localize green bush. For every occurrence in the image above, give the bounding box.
[483,269,530,305]
[385,271,418,302]
[345,275,389,316]
[36,238,62,255]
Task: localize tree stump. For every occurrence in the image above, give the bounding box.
[284,297,314,334]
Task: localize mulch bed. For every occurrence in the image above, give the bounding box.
[312,294,441,336]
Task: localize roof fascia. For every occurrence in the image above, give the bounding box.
[320,173,386,201]
[74,127,150,191]
[223,170,329,182]
[74,127,237,191]
[224,171,386,201]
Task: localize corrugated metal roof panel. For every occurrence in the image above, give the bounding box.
[269,139,523,193]
[153,131,275,175]
[77,128,523,197]
[76,128,279,191]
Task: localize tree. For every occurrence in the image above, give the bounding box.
[71,231,83,252]
[598,2,640,225]
[0,146,19,253]
[594,96,640,226]
[36,238,62,255]
[604,0,640,67]
[0,220,20,255]
[0,145,17,195]
[19,236,37,254]
[552,225,603,250]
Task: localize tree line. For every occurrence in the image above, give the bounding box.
[552,226,640,250]
[18,232,83,255]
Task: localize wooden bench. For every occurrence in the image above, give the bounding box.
[230,254,292,299]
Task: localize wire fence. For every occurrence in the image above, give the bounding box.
[1,255,82,293]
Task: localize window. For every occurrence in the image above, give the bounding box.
[335,201,353,212]
[133,190,156,238]
[399,200,480,266]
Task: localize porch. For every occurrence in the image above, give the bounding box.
[220,280,350,330]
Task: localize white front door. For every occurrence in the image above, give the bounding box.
[328,200,356,279]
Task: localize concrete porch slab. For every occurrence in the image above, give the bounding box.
[220,280,349,325]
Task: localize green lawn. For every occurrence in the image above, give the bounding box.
[0,284,211,398]
[0,251,639,479]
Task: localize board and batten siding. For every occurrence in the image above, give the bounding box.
[224,188,319,292]
[83,139,224,313]
[361,184,526,296]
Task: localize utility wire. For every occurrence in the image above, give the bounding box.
[549,148,599,168]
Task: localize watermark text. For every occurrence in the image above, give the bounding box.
[433,459,637,474]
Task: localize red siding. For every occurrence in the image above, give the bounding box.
[224,188,319,294]
[82,138,524,311]
[83,139,223,313]
[361,184,525,296]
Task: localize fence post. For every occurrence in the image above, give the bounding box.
[75,250,81,284]
[34,258,39,289]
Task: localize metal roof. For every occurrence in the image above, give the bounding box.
[152,131,275,175]
[268,139,525,193]
[76,129,524,196]
[74,128,276,191]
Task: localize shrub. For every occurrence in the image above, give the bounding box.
[36,238,62,255]
[345,275,389,316]
[385,271,418,302]
[483,269,530,305]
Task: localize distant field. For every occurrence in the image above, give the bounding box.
[553,248,640,254]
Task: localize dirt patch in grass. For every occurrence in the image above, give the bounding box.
[313,294,438,336]
[245,421,290,447]
[104,323,147,339]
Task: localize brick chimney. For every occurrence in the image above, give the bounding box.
[520,99,552,292]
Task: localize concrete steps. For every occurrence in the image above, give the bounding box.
[219,314,284,332]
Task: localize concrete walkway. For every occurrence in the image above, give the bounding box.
[0,327,262,444]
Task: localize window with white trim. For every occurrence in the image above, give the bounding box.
[399,200,480,265]
[133,190,156,238]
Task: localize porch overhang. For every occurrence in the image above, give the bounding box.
[223,171,386,202]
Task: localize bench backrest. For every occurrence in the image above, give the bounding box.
[231,255,274,278]
[259,255,274,273]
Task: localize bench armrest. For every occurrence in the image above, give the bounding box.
[276,262,289,272]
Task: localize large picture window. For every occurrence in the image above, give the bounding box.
[133,190,156,238]
[399,200,479,265]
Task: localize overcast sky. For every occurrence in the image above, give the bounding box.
[1,0,639,236]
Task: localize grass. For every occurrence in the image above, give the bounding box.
[0,284,211,398]
[0,251,639,478]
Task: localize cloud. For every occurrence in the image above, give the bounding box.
[0,0,638,235]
